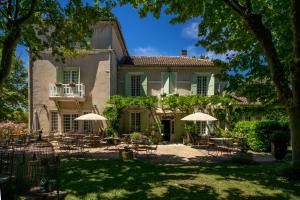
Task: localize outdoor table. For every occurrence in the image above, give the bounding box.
[210,138,234,155]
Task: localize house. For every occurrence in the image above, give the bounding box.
[29,20,223,142]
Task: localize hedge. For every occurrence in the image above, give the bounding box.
[232,120,289,152]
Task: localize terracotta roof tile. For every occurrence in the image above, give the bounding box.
[121,56,214,67]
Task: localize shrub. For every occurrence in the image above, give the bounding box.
[232,120,289,152]
[130,132,142,141]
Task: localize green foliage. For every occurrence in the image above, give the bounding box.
[0,57,27,122]
[103,95,159,134]
[130,132,142,141]
[0,0,116,84]
[235,106,288,121]
[233,120,289,152]
[162,95,237,128]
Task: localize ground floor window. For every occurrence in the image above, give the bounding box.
[63,114,78,132]
[50,111,58,132]
[83,112,92,133]
[130,112,141,132]
[196,121,207,135]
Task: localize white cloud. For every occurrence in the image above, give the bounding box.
[205,50,237,62]
[182,22,199,39]
[132,46,164,56]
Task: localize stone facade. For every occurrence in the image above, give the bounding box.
[29,20,223,142]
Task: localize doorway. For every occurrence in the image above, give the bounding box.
[161,119,171,141]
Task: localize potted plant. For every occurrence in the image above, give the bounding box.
[130,132,142,142]
[270,130,289,160]
[119,146,134,160]
[183,123,194,145]
[69,81,76,87]
[55,82,62,87]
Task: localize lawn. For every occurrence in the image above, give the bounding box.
[60,158,300,200]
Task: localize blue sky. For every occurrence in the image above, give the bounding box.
[16,4,223,67]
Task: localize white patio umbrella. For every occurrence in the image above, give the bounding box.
[75,113,107,121]
[75,113,107,134]
[181,112,217,122]
[181,112,217,136]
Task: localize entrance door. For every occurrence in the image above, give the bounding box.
[161,119,171,141]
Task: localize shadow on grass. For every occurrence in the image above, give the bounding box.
[59,158,300,200]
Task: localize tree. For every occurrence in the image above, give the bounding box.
[0,0,115,85]
[119,0,300,171]
[0,55,27,122]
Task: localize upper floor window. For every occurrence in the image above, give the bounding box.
[125,73,147,96]
[191,73,214,96]
[162,72,177,95]
[197,76,208,96]
[63,70,79,84]
[130,112,141,132]
[131,75,141,96]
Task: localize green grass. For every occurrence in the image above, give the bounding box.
[60,158,300,200]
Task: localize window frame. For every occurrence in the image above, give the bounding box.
[131,75,141,96]
[50,111,58,132]
[83,111,92,133]
[196,121,207,135]
[63,113,79,133]
[130,112,141,132]
[63,67,79,84]
[196,75,208,96]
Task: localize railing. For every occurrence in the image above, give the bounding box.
[49,83,85,98]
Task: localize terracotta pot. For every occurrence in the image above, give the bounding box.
[119,149,134,160]
[271,142,288,160]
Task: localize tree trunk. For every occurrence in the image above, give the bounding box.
[289,105,300,171]
[0,27,21,85]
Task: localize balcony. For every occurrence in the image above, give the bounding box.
[49,83,85,101]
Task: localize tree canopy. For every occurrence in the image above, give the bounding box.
[0,0,115,85]
[0,55,27,122]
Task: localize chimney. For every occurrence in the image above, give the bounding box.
[181,50,188,56]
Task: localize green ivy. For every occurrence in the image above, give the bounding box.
[103,96,159,135]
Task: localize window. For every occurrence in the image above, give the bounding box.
[162,72,177,95]
[63,114,78,132]
[83,112,92,133]
[130,112,141,132]
[197,76,208,96]
[63,70,79,84]
[196,121,207,135]
[50,111,58,132]
[131,75,141,96]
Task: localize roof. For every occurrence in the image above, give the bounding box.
[230,95,261,106]
[232,96,249,105]
[121,56,214,67]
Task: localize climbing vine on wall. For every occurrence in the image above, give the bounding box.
[103,95,159,135]
[103,95,287,135]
